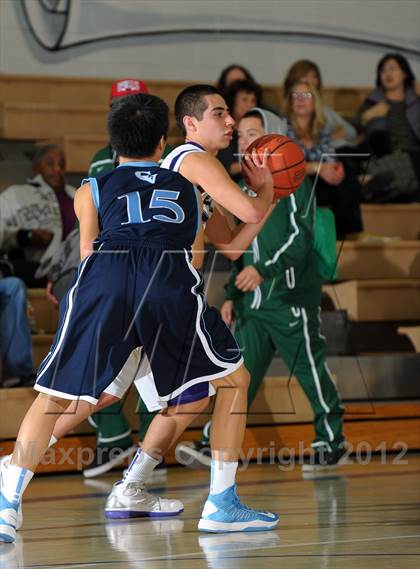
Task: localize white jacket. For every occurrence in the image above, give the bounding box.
[0,174,75,278]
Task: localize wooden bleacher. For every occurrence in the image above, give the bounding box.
[0,73,372,173]
[337,240,420,280]
[324,279,420,321]
[361,204,420,240]
[0,73,371,112]
[398,326,420,352]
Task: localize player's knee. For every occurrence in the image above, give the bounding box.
[165,396,209,418]
[193,396,210,413]
[214,366,250,392]
[240,368,251,390]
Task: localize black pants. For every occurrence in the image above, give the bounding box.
[310,172,363,239]
[9,256,47,288]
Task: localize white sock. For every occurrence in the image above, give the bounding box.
[49,435,58,447]
[1,463,33,505]
[121,449,159,486]
[210,460,238,495]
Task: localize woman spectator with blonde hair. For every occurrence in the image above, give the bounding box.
[284,59,357,148]
[285,81,363,238]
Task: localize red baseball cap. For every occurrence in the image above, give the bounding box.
[110,78,149,100]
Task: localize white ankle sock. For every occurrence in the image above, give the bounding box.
[121,450,159,485]
[210,460,238,495]
[1,463,33,504]
[49,435,58,447]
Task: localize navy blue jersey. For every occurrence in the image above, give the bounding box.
[84,161,199,249]
[36,155,243,406]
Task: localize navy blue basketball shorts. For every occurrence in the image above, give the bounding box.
[34,242,243,406]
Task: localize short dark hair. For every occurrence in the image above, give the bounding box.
[224,80,262,115]
[175,84,222,134]
[108,93,169,158]
[216,64,256,93]
[242,110,264,124]
[32,144,63,166]
[376,53,416,90]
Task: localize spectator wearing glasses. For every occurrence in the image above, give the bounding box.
[286,82,363,238]
[284,59,357,148]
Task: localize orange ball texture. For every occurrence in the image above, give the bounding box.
[243,134,306,200]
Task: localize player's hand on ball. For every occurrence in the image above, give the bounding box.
[242,148,273,197]
[221,300,235,326]
[235,266,263,292]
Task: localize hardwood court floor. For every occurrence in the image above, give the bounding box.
[2,454,420,568]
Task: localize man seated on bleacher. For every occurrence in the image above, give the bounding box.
[0,145,75,287]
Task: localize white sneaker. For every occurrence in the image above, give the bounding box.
[0,455,23,531]
[104,482,184,519]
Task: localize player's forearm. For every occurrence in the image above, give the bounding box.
[250,187,273,222]
[79,239,94,261]
[78,226,99,261]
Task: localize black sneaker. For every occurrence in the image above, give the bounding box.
[175,441,211,469]
[2,373,36,388]
[83,445,138,478]
[302,447,347,472]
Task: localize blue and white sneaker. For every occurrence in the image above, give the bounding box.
[198,485,279,533]
[0,492,19,543]
[0,455,23,531]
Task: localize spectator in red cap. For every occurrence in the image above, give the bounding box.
[89,78,150,176]
[110,78,148,100]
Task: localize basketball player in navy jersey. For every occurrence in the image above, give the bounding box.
[0,90,277,542]
[103,86,278,532]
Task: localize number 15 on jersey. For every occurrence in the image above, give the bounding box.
[118,190,185,225]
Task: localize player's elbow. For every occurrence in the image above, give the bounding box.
[222,250,242,261]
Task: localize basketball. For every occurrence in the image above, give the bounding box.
[243,134,306,199]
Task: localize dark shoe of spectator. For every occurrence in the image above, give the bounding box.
[2,377,21,388]
[175,441,211,469]
[83,445,138,478]
[302,447,347,472]
[2,374,36,388]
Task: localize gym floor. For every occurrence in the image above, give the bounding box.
[3,454,420,568]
